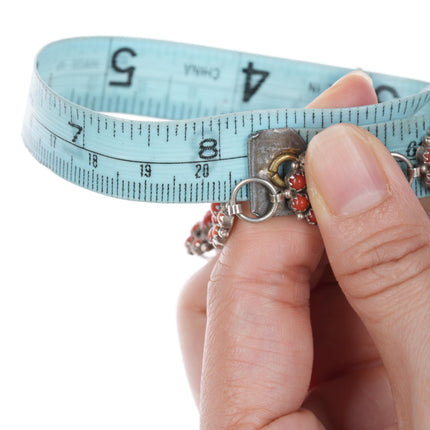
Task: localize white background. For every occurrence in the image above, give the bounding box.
[1,1,428,429]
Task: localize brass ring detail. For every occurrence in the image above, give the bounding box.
[267,150,300,187]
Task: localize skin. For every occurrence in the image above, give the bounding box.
[177,71,430,430]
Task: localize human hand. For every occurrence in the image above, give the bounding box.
[177,71,430,429]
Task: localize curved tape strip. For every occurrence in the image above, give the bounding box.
[22,37,430,203]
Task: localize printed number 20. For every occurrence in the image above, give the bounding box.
[195,163,209,178]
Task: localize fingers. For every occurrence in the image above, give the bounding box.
[305,365,395,430]
[309,269,380,388]
[306,70,378,108]
[263,408,327,430]
[177,70,378,408]
[178,71,379,423]
[305,124,430,428]
[177,257,217,404]
[199,73,377,429]
[199,216,324,428]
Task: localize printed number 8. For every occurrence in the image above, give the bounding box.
[198,138,218,160]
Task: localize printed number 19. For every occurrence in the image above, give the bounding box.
[140,164,152,177]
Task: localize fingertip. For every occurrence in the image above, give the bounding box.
[305,123,390,218]
[307,71,378,109]
[304,124,430,429]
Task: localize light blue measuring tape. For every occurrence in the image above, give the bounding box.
[22,37,430,252]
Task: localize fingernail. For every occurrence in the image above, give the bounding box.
[332,70,373,87]
[308,125,389,216]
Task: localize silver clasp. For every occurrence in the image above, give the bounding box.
[247,127,308,218]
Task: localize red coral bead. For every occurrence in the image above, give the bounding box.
[208,225,219,241]
[191,222,202,235]
[288,173,306,191]
[202,210,212,227]
[210,202,221,214]
[216,211,225,225]
[306,209,317,224]
[186,235,195,245]
[292,194,309,212]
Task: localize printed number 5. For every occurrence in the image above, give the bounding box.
[109,47,137,87]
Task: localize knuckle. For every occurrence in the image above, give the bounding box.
[337,222,430,305]
[201,379,271,430]
[209,245,311,310]
[222,407,262,430]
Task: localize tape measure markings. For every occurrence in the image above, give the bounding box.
[32,109,251,166]
[25,116,245,203]
[23,37,430,204]
[24,102,430,202]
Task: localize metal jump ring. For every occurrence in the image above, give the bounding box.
[391,152,415,185]
[230,177,280,223]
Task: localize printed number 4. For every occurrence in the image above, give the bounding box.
[242,62,270,102]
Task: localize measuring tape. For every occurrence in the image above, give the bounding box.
[22,36,430,205]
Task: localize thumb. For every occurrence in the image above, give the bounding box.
[305,123,430,429]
